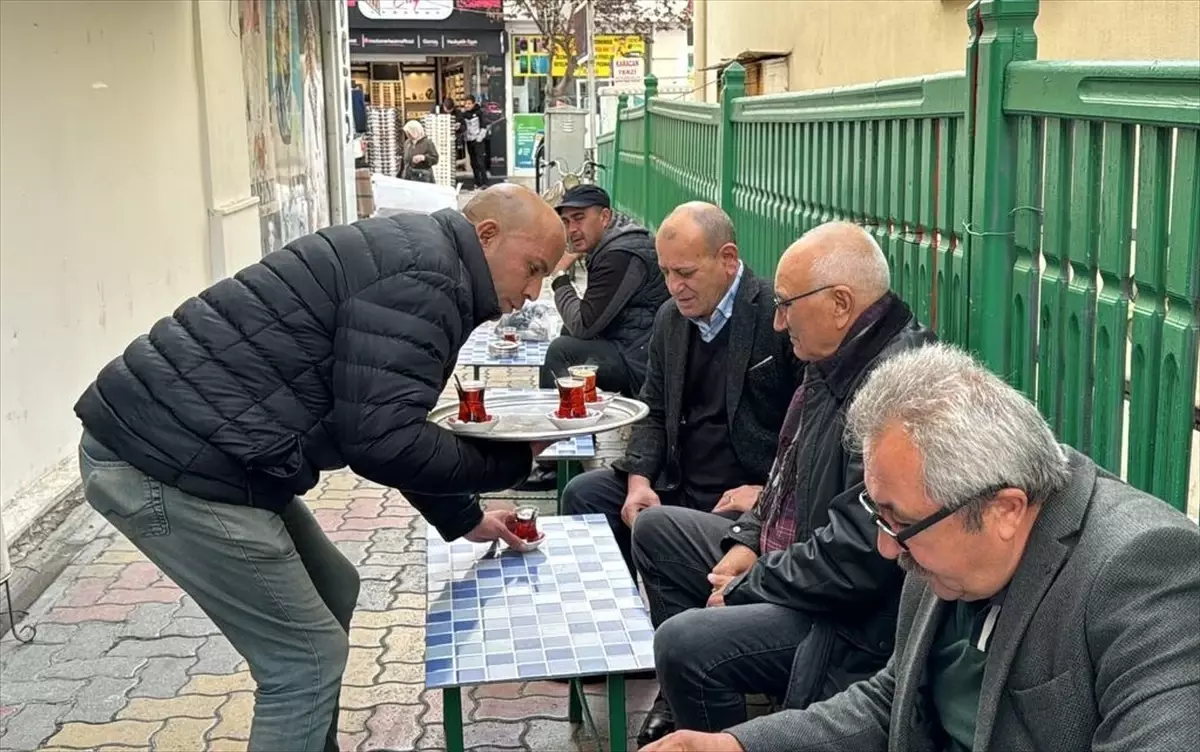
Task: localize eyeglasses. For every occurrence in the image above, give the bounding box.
[773,284,835,311]
[857,489,963,551]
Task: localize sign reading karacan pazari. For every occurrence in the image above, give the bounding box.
[512,34,645,79]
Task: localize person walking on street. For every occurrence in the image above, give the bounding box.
[73,184,567,752]
[400,119,438,183]
[460,95,490,189]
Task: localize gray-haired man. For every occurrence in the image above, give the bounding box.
[645,344,1200,752]
[632,222,935,745]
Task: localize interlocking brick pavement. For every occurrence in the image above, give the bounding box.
[0,280,660,751]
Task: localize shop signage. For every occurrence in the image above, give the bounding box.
[352,0,454,21]
[351,30,502,55]
[612,56,644,83]
[512,34,646,79]
[513,113,544,171]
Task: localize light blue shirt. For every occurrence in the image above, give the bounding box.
[688,261,744,342]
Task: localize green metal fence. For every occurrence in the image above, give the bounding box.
[595,0,1199,513]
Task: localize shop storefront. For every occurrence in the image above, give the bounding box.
[506,27,647,180]
[348,0,507,180]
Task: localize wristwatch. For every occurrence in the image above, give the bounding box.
[549,269,572,286]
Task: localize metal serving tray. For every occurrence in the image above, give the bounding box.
[429,389,649,442]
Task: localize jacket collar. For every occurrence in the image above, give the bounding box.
[973,447,1095,747]
[812,292,917,402]
[432,208,501,325]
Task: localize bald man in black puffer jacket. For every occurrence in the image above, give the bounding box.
[73,186,565,752]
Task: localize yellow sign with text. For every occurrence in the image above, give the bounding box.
[512,34,645,79]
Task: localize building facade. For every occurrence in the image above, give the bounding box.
[692,0,1200,101]
[0,0,353,550]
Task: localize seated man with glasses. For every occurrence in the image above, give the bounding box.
[645,344,1200,752]
[631,221,936,747]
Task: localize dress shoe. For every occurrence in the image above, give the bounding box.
[636,693,675,748]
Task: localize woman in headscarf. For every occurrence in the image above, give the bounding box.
[400,119,438,183]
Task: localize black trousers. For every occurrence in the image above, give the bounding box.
[632,506,812,732]
[560,468,736,576]
[467,140,488,188]
[538,335,633,396]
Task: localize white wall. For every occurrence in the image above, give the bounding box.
[0,0,258,536]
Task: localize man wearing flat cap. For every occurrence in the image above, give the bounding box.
[524,185,669,489]
[541,185,669,396]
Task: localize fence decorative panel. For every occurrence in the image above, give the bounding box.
[594,2,1198,513]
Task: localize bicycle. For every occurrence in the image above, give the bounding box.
[538,156,606,204]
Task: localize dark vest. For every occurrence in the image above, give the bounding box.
[586,218,669,388]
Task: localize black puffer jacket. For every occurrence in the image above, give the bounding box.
[74,209,532,540]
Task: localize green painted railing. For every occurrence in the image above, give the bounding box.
[594,0,1199,514]
[1001,60,1200,509]
[596,131,615,195]
[729,72,970,343]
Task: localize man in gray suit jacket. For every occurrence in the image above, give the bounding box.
[561,202,801,576]
[644,344,1200,752]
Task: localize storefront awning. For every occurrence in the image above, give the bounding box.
[700,50,790,71]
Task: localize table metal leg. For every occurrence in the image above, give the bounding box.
[607,673,627,752]
[568,678,584,724]
[556,459,583,514]
[443,687,466,752]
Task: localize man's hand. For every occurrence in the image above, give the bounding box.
[463,508,526,549]
[620,485,661,528]
[530,440,554,457]
[642,731,745,752]
[705,544,759,607]
[706,572,735,607]
[412,154,426,164]
[712,544,759,578]
[554,250,583,274]
[712,485,763,515]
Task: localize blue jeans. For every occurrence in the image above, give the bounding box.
[78,433,360,752]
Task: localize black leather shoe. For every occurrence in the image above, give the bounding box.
[636,693,674,748]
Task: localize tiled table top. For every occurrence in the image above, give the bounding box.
[538,434,596,459]
[424,515,655,689]
[458,322,556,368]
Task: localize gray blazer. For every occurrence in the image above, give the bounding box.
[728,448,1200,752]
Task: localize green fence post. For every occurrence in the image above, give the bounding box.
[642,74,658,227]
[719,63,745,214]
[612,93,628,206]
[964,0,1039,374]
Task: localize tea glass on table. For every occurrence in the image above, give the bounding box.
[567,364,599,403]
[506,505,541,542]
[457,379,489,422]
[555,376,589,419]
[499,326,519,343]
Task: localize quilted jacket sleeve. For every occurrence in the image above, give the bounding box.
[332,269,532,541]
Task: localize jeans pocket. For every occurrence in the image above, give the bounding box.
[79,447,170,539]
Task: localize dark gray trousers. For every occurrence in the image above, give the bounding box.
[79,432,360,752]
[631,505,813,733]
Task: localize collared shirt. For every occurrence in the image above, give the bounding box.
[929,591,1006,752]
[688,261,744,343]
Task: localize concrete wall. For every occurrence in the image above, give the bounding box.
[0,0,260,539]
[694,0,1200,100]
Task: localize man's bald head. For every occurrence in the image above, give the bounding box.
[655,202,742,319]
[462,184,567,313]
[778,221,891,302]
[660,201,736,257]
[773,221,892,361]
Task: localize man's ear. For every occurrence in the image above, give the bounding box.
[475,218,500,253]
[831,286,855,323]
[600,207,613,225]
